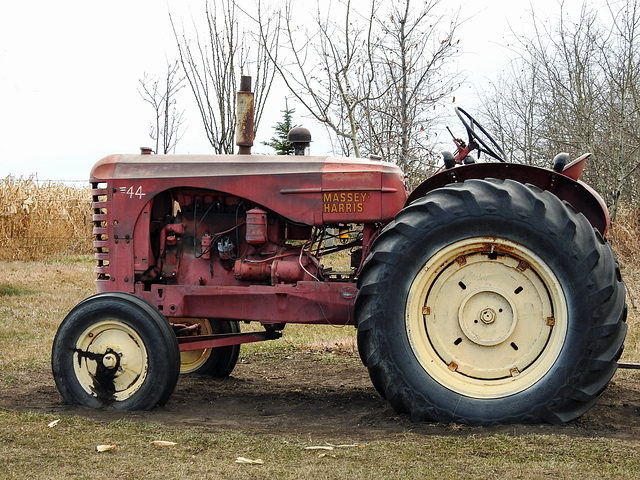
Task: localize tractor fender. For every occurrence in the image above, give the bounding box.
[407,156,611,235]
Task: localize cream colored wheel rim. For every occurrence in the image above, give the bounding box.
[406,238,568,398]
[179,319,213,374]
[74,320,148,401]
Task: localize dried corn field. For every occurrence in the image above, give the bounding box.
[0,176,93,261]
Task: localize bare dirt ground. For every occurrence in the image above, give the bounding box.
[2,350,639,441]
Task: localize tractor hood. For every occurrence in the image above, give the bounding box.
[90,153,408,226]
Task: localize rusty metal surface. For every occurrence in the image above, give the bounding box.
[137,282,358,325]
[90,154,406,227]
[235,75,254,154]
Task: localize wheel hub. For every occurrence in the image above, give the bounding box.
[458,289,516,347]
[480,308,496,324]
[102,352,119,369]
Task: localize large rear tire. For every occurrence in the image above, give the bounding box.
[356,179,626,425]
[52,292,180,410]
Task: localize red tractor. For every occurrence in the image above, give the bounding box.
[51,81,626,425]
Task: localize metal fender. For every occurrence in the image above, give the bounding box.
[407,155,611,235]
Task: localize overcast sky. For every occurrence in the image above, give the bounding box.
[0,0,591,182]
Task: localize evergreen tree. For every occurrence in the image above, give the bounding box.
[263,102,296,155]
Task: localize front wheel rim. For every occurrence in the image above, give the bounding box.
[73,320,149,402]
[406,238,568,398]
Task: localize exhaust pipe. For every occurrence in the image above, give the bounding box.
[236,76,254,155]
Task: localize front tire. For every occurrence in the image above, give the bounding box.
[52,292,180,410]
[356,179,626,425]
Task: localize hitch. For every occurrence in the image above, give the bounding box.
[618,362,640,370]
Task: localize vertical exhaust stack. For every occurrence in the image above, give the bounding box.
[236,76,254,155]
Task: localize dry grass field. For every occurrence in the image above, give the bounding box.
[0,179,639,479]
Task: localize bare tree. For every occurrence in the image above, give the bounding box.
[481,60,547,166]
[597,0,640,219]
[256,0,378,158]
[256,0,461,181]
[363,0,461,182]
[171,0,277,154]
[479,0,640,217]
[138,60,185,154]
[480,3,603,166]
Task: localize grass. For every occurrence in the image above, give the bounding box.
[0,410,638,479]
[0,257,95,373]
[0,283,38,296]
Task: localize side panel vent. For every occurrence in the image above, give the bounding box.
[91,182,111,282]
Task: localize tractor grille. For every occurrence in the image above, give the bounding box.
[91,182,110,281]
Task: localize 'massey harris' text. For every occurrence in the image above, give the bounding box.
[323,192,369,213]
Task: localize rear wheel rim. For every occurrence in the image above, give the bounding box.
[406,238,568,398]
[74,320,148,401]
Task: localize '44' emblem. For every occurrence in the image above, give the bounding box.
[120,186,146,199]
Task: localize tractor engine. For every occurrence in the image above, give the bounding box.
[136,190,321,290]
